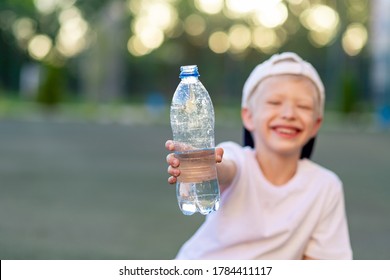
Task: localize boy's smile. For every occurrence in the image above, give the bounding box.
[272,125,302,139]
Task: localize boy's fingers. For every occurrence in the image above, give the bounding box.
[168,176,177,184]
[165,140,175,151]
[165,140,195,153]
[216,147,224,163]
[166,153,173,164]
[166,153,179,167]
[168,165,180,177]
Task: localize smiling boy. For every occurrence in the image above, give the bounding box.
[166,52,352,259]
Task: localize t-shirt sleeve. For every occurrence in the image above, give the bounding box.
[304,178,353,259]
[217,141,244,187]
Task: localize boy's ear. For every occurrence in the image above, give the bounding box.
[311,117,323,138]
[242,108,255,132]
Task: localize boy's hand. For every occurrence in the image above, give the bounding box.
[165,140,224,185]
[165,140,181,184]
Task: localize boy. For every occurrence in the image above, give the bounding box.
[166,52,353,259]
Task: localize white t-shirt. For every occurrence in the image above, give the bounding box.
[176,141,353,260]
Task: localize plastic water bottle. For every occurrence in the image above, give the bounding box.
[170,65,220,215]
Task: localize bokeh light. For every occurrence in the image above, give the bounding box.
[12,17,36,46]
[208,31,229,54]
[123,0,367,57]
[138,26,165,50]
[28,34,52,60]
[225,0,256,15]
[194,0,224,15]
[149,2,175,30]
[301,5,339,32]
[286,0,305,4]
[127,36,151,57]
[58,6,82,25]
[127,0,178,56]
[300,5,340,46]
[33,0,76,14]
[228,24,251,53]
[11,0,373,60]
[136,0,177,32]
[342,23,368,56]
[252,26,280,53]
[253,0,288,28]
[56,8,89,58]
[184,14,206,36]
[33,0,59,14]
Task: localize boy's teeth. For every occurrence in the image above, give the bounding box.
[276,127,296,134]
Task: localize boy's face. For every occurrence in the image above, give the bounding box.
[242,74,322,158]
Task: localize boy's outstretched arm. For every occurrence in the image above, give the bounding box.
[165,140,236,194]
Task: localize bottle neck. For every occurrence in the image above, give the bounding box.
[179,65,199,79]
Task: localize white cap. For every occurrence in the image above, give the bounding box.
[242,52,325,115]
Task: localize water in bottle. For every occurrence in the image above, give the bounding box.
[170,65,220,215]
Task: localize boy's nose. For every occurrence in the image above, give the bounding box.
[281,103,296,119]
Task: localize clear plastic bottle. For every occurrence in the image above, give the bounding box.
[170,65,220,215]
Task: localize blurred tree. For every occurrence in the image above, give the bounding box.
[36,63,65,107]
[0,0,372,111]
[80,0,128,102]
[340,71,359,115]
[0,0,34,92]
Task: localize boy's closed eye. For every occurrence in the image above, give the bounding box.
[267,100,282,106]
[297,104,313,110]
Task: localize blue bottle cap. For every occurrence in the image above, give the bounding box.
[179,65,199,78]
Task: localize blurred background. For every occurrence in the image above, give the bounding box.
[0,0,389,259]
